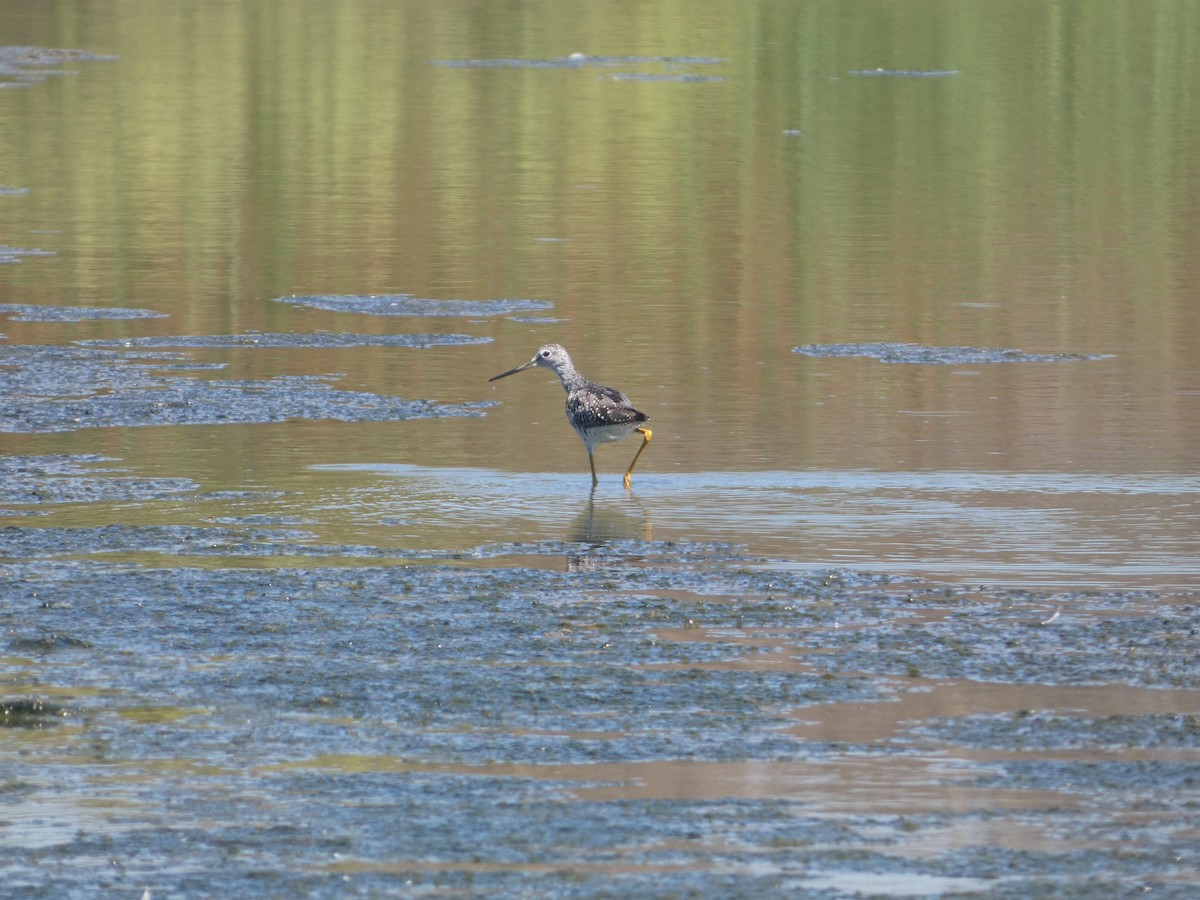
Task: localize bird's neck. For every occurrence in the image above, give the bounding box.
[555,367,587,393]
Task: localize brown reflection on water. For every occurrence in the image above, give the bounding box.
[272,752,1075,817]
[559,758,1071,814]
[785,680,1200,747]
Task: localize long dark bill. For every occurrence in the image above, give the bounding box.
[488,359,537,382]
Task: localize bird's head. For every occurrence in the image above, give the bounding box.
[489,343,573,382]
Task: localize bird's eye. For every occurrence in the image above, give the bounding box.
[540,349,551,357]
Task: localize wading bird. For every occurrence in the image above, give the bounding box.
[489,343,652,488]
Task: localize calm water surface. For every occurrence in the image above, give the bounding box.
[1,0,1196,586]
[2,1,1199,895]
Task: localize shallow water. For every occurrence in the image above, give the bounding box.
[2,1,1200,896]
[313,465,1200,590]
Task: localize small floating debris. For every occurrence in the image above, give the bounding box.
[782,129,803,137]
[0,185,29,195]
[0,45,117,88]
[78,332,490,349]
[276,294,553,317]
[0,245,54,265]
[7,633,93,653]
[850,68,959,78]
[793,343,1112,364]
[0,698,70,727]
[0,303,166,322]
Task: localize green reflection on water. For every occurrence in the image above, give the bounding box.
[0,0,1197,480]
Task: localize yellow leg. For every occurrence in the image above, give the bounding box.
[623,427,652,488]
[588,450,598,487]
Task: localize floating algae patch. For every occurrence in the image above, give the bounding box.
[0,45,117,87]
[0,245,54,264]
[0,524,756,567]
[908,711,1200,752]
[0,343,491,433]
[849,68,959,77]
[0,523,318,560]
[4,555,1197,895]
[604,72,727,83]
[431,53,727,70]
[0,559,889,767]
[781,589,1200,690]
[793,342,1112,364]
[79,332,490,349]
[974,758,1200,800]
[0,344,204,396]
[3,766,750,894]
[468,538,749,564]
[0,303,166,322]
[0,454,197,506]
[276,294,553,317]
